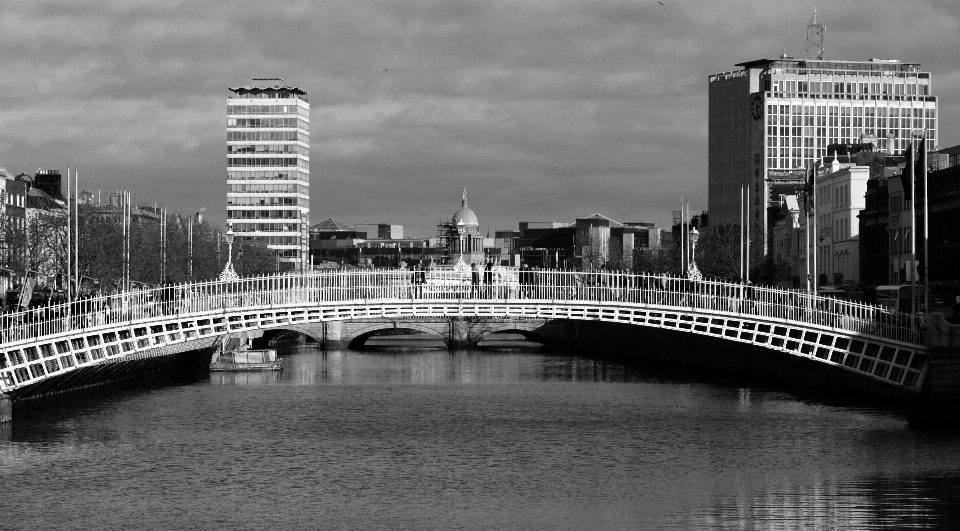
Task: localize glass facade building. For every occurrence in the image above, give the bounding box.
[709,57,938,235]
[227,81,310,270]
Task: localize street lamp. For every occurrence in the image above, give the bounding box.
[686,226,702,280]
[457,219,466,262]
[219,222,239,281]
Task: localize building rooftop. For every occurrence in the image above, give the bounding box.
[311,218,355,232]
[228,82,307,101]
[734,57,922,71]
[26,187,64,211]
[576,213,624,228]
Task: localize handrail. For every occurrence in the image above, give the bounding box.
[0,269,926,349]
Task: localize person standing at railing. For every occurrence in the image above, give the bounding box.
[161,279,175,316]
[518,264,530,299]
[410,261,422,299]
[470,263,480,298]
[417,262,427,298]
[483,261,493,298]
[408,263,418,298]
[656,272,666,305]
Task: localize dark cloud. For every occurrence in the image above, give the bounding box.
[1,0,957,236]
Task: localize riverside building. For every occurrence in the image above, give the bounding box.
[227,79,310,271]
[708,56,939,249]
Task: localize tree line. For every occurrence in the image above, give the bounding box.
[632,223,791,285]
[2,205,279,292]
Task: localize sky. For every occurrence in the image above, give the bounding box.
[1,0,958,237]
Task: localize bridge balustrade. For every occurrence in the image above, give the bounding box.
[0,270,924,350]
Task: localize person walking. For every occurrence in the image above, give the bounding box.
[409,262,419,299]
[470,263,480,298]
[519,264,531,299]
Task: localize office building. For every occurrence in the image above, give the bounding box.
[861,162,960,290]
[355,223,403,240]
[806,158,870,285]
[708,55,939,250]
[227,79,310,271]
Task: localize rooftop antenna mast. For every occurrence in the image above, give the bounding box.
[806,6,825,60]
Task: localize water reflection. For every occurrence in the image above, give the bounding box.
[277,346,657,386]
[3,344,960,530]
[210,371,281,386]
[693,473,960,529]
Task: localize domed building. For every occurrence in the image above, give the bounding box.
[452,188,480,234]
[450,188,486,266]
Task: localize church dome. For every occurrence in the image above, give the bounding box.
[451,188,479,227]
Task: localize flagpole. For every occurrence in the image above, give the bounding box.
[805,197,811,296]
[66,166,72,331]
[160,207,165,283]
[746,186,750,284]
[127,190,132,291]
[66,166,71,299]
[188,215,194,281]
[740,185,744,280]
[813,164,817,295]
[74,169,79,298]
[680,195,685,274]
[683,201,693,274]
[125,190,130,292]
[922,135,929,315]
[910,136,917,330]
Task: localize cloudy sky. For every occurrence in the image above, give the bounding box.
[2,0,957,236]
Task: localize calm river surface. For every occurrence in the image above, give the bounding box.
[3,336,960,530]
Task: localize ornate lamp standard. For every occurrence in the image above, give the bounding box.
[686,226,702,280]
[219,222,239,281]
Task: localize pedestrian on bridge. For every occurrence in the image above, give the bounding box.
[483,261,493,298]
[519,264,531,299]
[470,263,480,298]
[161,279,177,315]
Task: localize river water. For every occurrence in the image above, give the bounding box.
[3,335,960,530]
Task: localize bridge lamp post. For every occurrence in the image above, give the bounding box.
[687,226,702,280]
[219,222,239,281]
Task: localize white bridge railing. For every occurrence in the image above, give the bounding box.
[0,269,925,351]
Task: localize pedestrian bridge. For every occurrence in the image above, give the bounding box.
[0,269,928,400]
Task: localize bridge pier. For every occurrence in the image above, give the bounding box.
[448,318,470,349]
[1,393,12,424]
[910,314,960,429]
[321,321,348,349]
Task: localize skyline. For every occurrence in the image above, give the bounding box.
[1,0,958,237]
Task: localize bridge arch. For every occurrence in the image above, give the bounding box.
[345,322,448,349]
[473,324,550,347]
[255,325,323,346]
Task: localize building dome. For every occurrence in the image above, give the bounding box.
[451,188,479,227]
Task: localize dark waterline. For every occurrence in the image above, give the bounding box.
[3,339,960,531]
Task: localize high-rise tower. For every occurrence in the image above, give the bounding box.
[708,57,937,235]
[227,79,310,271]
